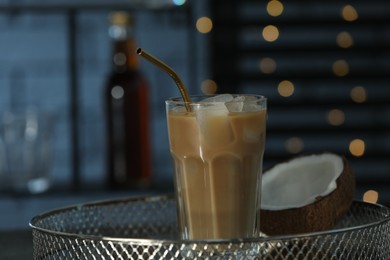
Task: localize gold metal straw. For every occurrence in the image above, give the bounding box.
[137,48,192,111]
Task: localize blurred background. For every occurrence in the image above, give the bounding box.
[0,0,389,234]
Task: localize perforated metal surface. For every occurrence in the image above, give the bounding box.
[30,196,390,259]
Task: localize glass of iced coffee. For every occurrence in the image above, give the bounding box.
[166,94,267,240]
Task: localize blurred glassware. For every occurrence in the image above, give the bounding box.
[0,109,56,194]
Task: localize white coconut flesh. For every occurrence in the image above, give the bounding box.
[261,153,344,210]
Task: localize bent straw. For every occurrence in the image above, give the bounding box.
[136,48,192,112]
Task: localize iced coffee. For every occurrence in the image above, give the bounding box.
[166,94,266,240]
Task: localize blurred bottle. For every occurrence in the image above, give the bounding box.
[105,11,151,189]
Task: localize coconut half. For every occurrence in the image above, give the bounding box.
[260,153,355,236]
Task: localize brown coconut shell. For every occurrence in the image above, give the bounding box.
[259,155,355,236]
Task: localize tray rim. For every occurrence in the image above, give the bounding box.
[29,195,390,244]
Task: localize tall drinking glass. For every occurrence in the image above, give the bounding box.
[166,94,267,240]
[0,110,55,194]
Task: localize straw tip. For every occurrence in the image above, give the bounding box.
[136,48,142,55]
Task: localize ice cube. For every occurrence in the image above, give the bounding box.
[196,94,231,116]
[225,96,245,112]
[194,99,233,145]
[242,96,262,112]
[201,94,234,103]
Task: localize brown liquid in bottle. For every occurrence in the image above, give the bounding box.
[105,12,151,189]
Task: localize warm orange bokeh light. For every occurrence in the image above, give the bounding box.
[200,79,218,94]
[342,5,359,22]
[336,31,354,48]
[259,57,277,74]
[363,190,379,204]
[262,25,279,42]
[286,137,304,154]
[327,109,345,126]
[332,60,350,77]
[351,86,367,103]
[349,139,365,157]
[196,16,213,34]
[277,80,295,97]
[267,0,284,17]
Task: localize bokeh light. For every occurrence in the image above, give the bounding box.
[332,59,349,77]
[267,0,284,17]
[286,137,304,154]
[111,85,124,99]
[363,190,379,204]
[113,53,127,66]
[262,25,279,42]
[349,139,365,157]
[277,80,295,97]
[200,79,218,94]
[196,16,213,34]
[350,86,367,103]
[172,0,186,6]
[259,57,277,74]
[327,109,345,126]
[342,5,359,22]
[336,31,354,48]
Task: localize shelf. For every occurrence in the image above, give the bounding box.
[0,0,187,12]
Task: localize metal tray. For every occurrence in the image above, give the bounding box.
[30,195,390,259]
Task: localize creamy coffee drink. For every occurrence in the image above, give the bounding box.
[166,95,266,240]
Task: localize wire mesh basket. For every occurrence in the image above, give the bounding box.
[30,195,390,259]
